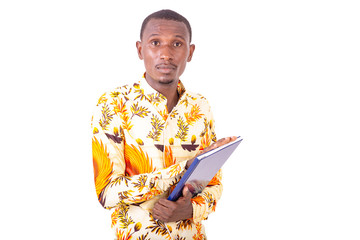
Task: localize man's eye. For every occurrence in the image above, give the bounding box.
[151,41,160,46]
[174,42,182,47]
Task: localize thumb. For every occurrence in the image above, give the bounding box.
[182,186,192,199]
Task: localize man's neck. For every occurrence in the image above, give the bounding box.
[165,89,179,113]
[144,75,179,113]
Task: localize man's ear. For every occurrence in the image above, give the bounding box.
[136,41,143,60]
[187,44,195,62]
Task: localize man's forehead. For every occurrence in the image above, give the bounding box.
[142,19,189,40]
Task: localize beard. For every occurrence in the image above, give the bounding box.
[159,78,175,85]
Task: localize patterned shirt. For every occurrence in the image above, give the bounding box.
[91,75,221,240]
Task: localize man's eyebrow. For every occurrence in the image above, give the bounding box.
[147,33,187,41]
[148,33,160,38]
[175,35,186,41]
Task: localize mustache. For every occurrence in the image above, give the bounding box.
[155,62,177,68]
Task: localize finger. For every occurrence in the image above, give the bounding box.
[158,198,175,207]
[206,140,222,151]
[217,136,236,146]
[152,203,169,220]
[153,200,167,213]
[203,136,237,153]
[182,186,192,199]
[156,199,177,216]
[152,210,166,222]
[213,137,229,148]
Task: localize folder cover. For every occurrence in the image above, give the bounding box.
[167,136,243,201]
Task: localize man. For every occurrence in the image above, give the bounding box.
[92,9,235,239]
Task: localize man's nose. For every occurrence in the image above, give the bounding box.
[160,45,173,61]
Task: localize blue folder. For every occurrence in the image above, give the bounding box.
[167,137,243,201]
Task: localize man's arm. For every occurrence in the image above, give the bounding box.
[152,137,236,222]
[92,93,187,209]
[152,186,193,222]
[185,137,237,169]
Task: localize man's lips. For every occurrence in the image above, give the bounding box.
[155,63,177,74]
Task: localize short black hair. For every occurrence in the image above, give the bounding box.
[140,9,192,42]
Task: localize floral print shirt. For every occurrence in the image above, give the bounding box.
[91,75,221,240]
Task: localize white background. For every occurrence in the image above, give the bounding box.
[1,0,359,239]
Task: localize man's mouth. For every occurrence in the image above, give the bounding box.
[155,63,177,74]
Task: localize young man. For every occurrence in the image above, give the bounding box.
[92,9,235,239]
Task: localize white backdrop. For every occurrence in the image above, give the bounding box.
[1,0,359,239]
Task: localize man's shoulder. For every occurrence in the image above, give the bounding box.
[96,81,137,102]
[180,90,214,114]
[183,90,210,104]
[107,83,134,98]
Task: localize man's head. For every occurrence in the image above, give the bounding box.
[136,10,195,88]
[140,9,192,43]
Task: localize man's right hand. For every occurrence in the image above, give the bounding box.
[185,136,237,169]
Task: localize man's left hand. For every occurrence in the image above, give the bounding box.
[152,186,193,222]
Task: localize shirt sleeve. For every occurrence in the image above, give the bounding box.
[91,93,186,209]
[191,107,223,223]
[191,170,223,223]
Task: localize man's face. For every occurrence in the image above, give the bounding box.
[136,19,195,85]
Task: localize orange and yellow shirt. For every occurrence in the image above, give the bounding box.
[91,75,221,239]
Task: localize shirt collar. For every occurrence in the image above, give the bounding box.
[139,73,186,99]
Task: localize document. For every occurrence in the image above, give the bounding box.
[167,136,243,201]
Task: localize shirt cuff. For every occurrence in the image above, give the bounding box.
[154,161,187,192]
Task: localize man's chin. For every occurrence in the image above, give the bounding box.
[145,72,178,86]
[159,79,175,85]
